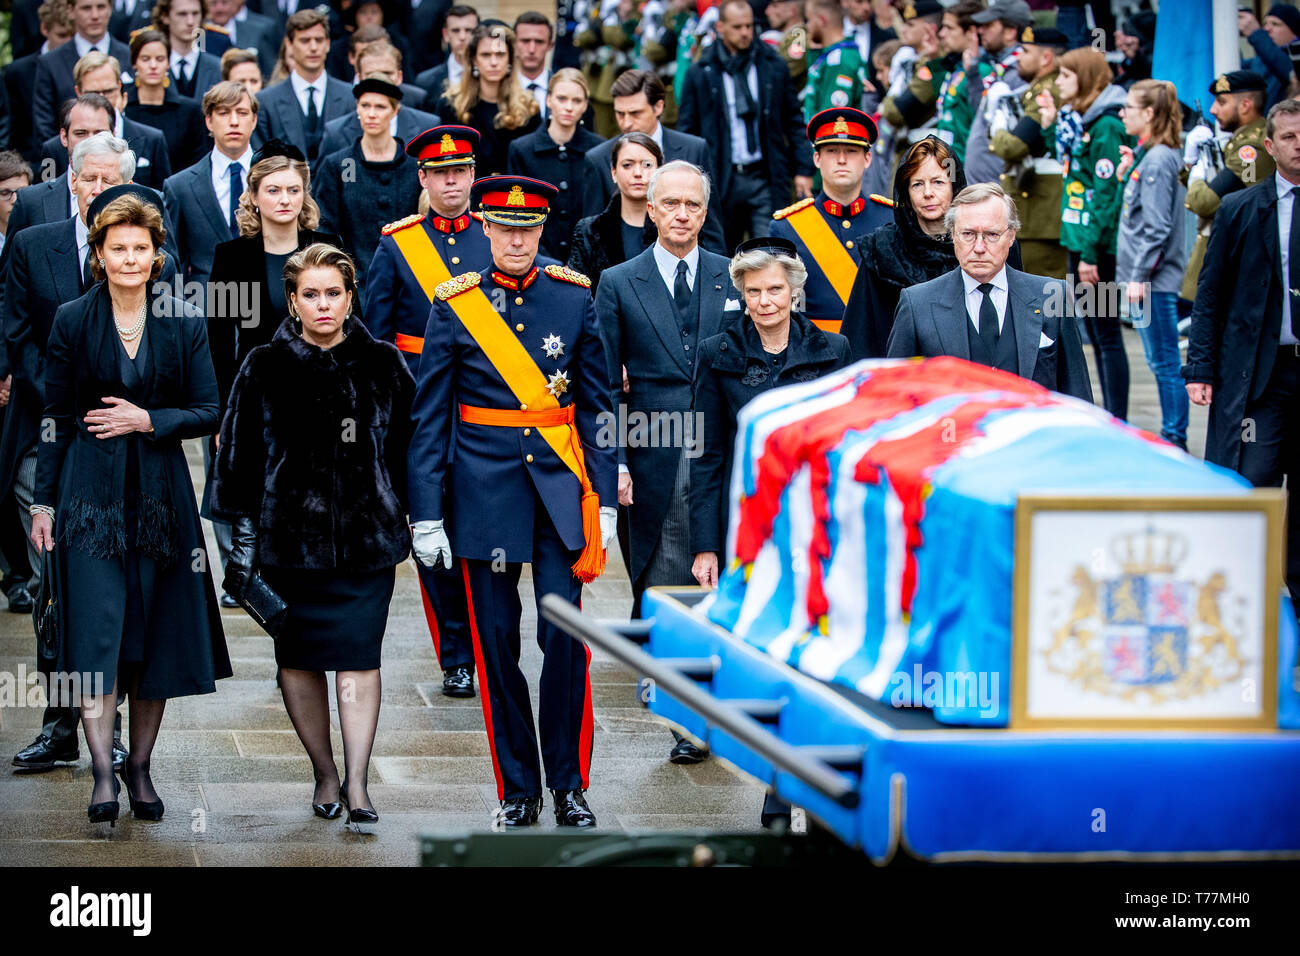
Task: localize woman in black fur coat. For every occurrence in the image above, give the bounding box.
[211,243,415,825]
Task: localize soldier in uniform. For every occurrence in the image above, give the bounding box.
[1182,71,1273,300]
[770,107,893,332]
[802,0,871,120]
[990,25,1070,279]
[763,0,808,89]
[879,0,946,142]
[363,126,491,699]
[408,175,618,827]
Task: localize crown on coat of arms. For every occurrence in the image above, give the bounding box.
[833,116,849,134]
[439,133,456,153]
[1111,527,1188,575]
[507,185,526,206]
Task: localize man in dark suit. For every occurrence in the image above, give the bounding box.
[32,0,132,143]
[206,0,280,77]
[405,0,453,76]
[582,70,725,255]
[255,8,355,159]
[887,182,1093,402]
[107,0,153,43]
[1185,98,1300,619]
[7,134,177,773]
[413,4,478,108]
[10,0,48,61]
[4,0,76,163]
[677,0,813,251]
[37,57,172,190]
[594,160,728,765]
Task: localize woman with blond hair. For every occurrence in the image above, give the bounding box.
[1037,46,1133,420]
[1116,78,1189,449]
[434,23,540,175]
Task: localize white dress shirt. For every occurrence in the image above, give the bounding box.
[653,240,699,295]
[1275,172,1300,345]
[447,57,465,89]
[67,171,78,219]
[212,146,253,217]
[171,48,200,83]
[521,68,550,118]
[115,0,138,15]
[75,213,91,276]
[722,64,762,166]
[74,33,111,58]
[290,69,326,116]
[962,265,1009,334]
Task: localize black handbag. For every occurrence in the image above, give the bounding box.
[33,547,60,661]
[235,571,289,637]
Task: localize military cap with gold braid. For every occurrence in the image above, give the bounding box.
[406,125,479,169]
[807,107,878,148]
[901,0,943,20]
[1019,25,1069,47]
[471,175,558,227]
[1210,70,1267,96]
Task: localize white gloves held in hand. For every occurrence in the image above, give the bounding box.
[412,519,452,569]
[600,506,617,550]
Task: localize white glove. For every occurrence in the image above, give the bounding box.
[599,506,617,550]
[412,520,452,569]
[1183,124,1214,166]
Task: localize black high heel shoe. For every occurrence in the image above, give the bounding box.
[119,764,164,821]
[340,779,378,824]
[88,775,121,826]
[312,779,343,820]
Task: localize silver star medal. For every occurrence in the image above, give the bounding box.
[546,370,569,397]
[541,333,565,359]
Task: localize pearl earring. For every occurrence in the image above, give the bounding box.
[98,258,105,267]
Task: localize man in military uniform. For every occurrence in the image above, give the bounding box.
[1182,70,1273,300]
[364,126,491,699]
[990,25,1070,278]
[408,176,619,828]
[764,0,808,88]
[771,107,892,332]
[803,0,871,120]
[880,0,946,140]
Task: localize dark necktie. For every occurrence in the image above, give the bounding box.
[82,248,94,291]
[674,260,691,325]
[228,163,243,238]
[529,82,545,118]
[1289,187,1300,340]
[977,282,1000,357]
[305,86,319,131]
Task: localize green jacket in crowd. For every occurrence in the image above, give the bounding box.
[991,70,1063,242]
[803,36,871,121]
[1058,85,1132,264]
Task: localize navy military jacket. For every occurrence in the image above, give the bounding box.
[362,211,492,373]
[408,259,618,561]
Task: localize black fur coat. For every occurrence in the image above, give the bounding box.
[210,314,415,572]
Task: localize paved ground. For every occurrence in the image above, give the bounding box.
[0,329,1196,865]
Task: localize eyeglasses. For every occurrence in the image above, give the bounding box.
[954,229,1008,245]
[657,198,704,213]
[0,188,17,201]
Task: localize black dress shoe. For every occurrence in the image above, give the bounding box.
[7,587,33,613]
[220,592,240,609]
[552,789,596,828]
[120,766,164,821]
[340,779,378,824]
[668,737,709,764]
[313,800,343,820]
[496,796,542,827]
[112,739,128,771]
[441,664,474,698]
[88,776,121,826]
[13,734,78,770]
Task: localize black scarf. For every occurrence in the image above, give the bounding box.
[59,283,180,567]
[858,136,969,291]
[717,40,759,153]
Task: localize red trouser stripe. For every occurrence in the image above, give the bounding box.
[579,642,593,790]
[461,562,505,801]
[418,577,442,663]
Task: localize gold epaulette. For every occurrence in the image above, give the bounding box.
[381,213,425,236]
[869,193,895,208]
[772,196,816,220]
[204,22,231,35]
[544,264,591,288]
[434,272,482,300]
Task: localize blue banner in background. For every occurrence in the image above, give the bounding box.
[1153,0,1219,117]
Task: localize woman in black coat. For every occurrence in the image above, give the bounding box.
[212,243,414,825]
[125,29,208,174]
[690,239,852,590]
[566,131,661,290]
[313,78,421,293]
[30,188,231,826]
[506,67,605,263]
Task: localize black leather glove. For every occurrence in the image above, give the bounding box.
[222,516,257,602]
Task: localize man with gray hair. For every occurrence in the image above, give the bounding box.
[886,181,1092,400]
[594,159,729,763]
[5,129,178,773]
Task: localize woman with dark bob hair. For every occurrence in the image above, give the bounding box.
[30,188,231,826]
[566,131,663,290]
[211,243,415,826]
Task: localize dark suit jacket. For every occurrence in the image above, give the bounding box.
[406,0,453,75]
[886,267,1093,403]
[1184,181,1288,471]
[313,104,441,170]
[40,117,173,190]
[224,12,281,77]
[0,174,75,325]
[33,36,134,143]
[594,244,731,582]
[676,40,813,209]
[3,52,43,161]
[414,63,451,108]
[254,75,355,155]
[108,3,153,44]
[163,152,237,290]
[171,51,224,102]
[1,216,179,492]
[10,0,44,61]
